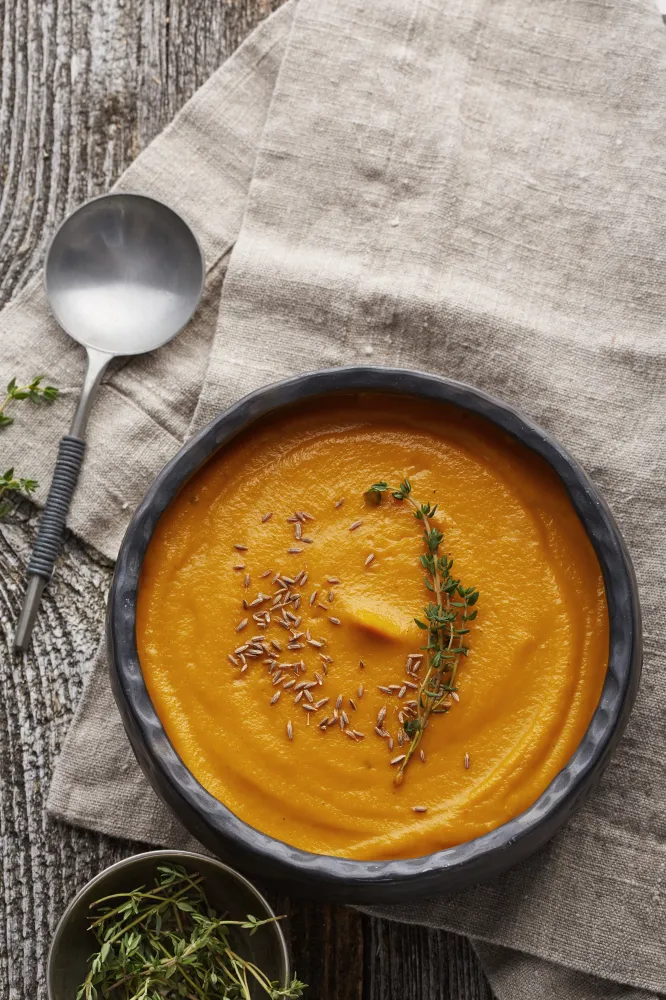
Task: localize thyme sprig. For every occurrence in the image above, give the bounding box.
[0,468,38,518]
[366,479,479,784]
[0,375,59,517]
[0,374,59,427]
[77,863,306,1000]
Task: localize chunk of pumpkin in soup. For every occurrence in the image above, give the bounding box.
[347,605,407,642]
[136,394,609,861]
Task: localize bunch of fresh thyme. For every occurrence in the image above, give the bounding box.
[77,864,306,1000]
[366,479,479,784]
[0,375,59,517]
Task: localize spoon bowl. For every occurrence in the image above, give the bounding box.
[45,193,205,355]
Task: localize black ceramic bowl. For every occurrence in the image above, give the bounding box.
[108,367,642,903]
[47,850,290,999]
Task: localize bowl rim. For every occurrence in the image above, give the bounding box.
[46,848,291,998]
[108,365,642,888]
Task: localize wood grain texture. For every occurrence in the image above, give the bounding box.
[0,1,495,996]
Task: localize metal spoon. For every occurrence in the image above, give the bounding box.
[14,193,205,651]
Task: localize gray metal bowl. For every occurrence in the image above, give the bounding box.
[108,367,642,902]
[47,849,290,999]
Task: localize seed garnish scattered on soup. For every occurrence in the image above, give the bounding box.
[137,395,609,860]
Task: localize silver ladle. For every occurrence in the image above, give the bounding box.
[14,193,205,651]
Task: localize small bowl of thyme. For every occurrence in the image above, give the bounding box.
[47,849,304,1000]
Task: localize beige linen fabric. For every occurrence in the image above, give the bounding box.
[1,0,665,997]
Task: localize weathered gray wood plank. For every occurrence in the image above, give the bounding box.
[0,0,494,996]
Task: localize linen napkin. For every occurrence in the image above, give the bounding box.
[1,1,664,997]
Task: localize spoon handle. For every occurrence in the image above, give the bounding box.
[13,437,86,650]
[14,348,111,652]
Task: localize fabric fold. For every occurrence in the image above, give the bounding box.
[4,0,665,997]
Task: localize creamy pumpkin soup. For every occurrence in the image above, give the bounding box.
[137,395,608,860]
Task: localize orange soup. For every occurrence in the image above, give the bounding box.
[137,394,608,860]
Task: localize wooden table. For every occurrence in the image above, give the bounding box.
[0,2,494,996]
